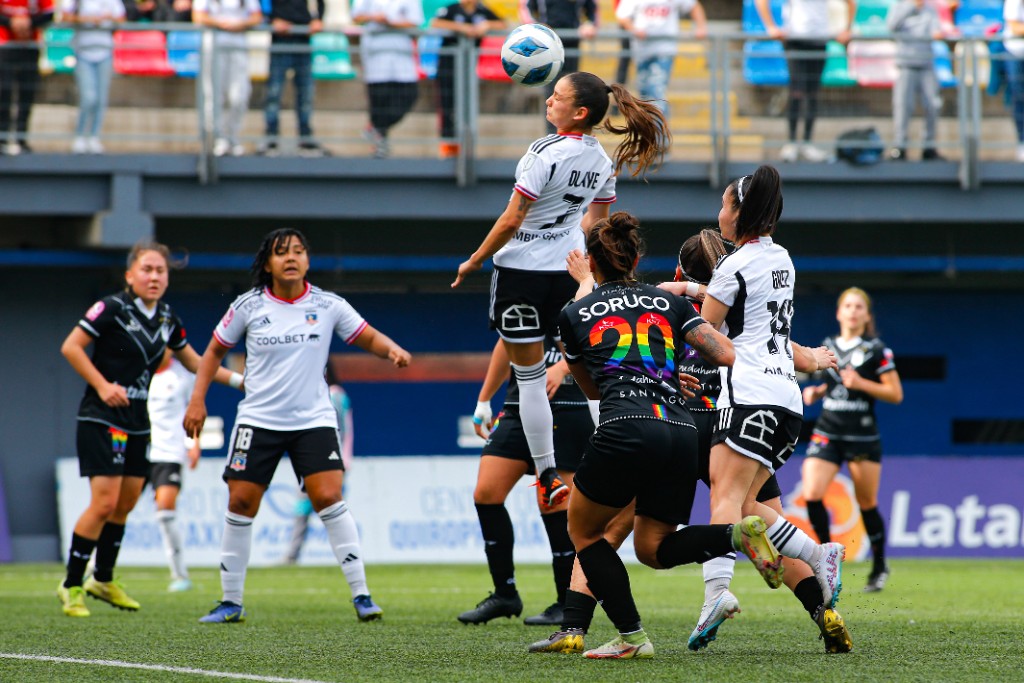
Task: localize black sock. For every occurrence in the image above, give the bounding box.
[794,576,824,619]
[64,533,97,588]
[475,503,517,598]
[92,522,125,583]
[576,539,640,634]
[655,524,734,568]
[541,510,574,604]
[861,506,887,570]
[561,588,597,632]
[806,499,832,543]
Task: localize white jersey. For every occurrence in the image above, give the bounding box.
[214,283,368,431]
[494,133,616,272]
[147,359,195,464]
[616,0,698,61]
[707,236,802,416]
[784,0,831,39]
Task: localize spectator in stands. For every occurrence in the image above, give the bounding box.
[1004,0,1024,161]
[120,0,190,22]
[755,0,854,162]
[0,0,53,154]
[352,0,423,158]
[887,0,944,161]
[65,0,125,154]
[430,0,506,159]
[193,0,263,157]
[520,0,598,133]
[259,0,329,156]
[615,0,707,118]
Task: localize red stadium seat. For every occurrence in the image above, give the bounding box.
[113,30,176,77]
[476,35,510,82]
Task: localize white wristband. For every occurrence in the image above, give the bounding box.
[685,281,701,298]
[228,372,244,389]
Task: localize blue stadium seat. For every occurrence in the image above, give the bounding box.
[417,34,441,79]
[933,40,956,88]
[954,0,1004,37]
[743,40,789,85]
[167,31,201,78]
[741,0,784,34]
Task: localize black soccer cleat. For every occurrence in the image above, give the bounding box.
[457,592,523,625]
[524,602,564,626]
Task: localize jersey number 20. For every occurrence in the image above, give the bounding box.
[589,313,676,380]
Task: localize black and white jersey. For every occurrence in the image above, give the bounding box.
[707,236,802,416]
[214,283,367,431]
[678,297,723,412]
[147,359,194,464]
[495,133,616,273]
[504,335,587,407]
[558,282,704,425]
[813,335,896,440]
[76,291,188,434]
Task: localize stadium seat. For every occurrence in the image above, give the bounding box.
[311,32,356,80]
[476,35,510,82]
[933,40,956,88]
[421,0,451,27]
[822,40,857,87]
[418,34,441,79]
[852,0,894,37]
[742,40,789,86]
[167,30,201,78]
[741,0,784,34]
[113,30,176,77]
[954,0,1004,37]
[42,27,75,74]
[847,39,897,87]
[247,31,270,81]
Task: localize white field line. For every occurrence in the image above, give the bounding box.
[0,653,338,683]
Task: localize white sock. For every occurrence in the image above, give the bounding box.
[319,501,369,598]
[156,509,188,581]
[767,516,817,564]
[587,399,600,427]
[220,511,254,605]
[702,553,735,602]
[511,360,556,472]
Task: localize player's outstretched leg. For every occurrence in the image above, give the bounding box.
[732,515,784,589]
[688,590,740,651]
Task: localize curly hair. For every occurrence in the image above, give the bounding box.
[251,228,310,289]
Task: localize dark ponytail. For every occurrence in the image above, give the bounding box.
[678,229,729,284]
[730,164,784,244]
[251,228,310,289]
[586,211,644,282]
[565,72,670,178]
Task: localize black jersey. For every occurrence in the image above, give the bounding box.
[813,335,896,441]
[505,335,587,407]
[558,282,704,425]
[76,291,188,434]
[678,297,723,412]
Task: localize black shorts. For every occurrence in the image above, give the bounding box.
[482,404,593,474]
[224,424,344,486]
[805,432,883,465]
[692,410,781,503]
[711,406,802,474]
[574,417,698,526]
[488,266,578,342]
[76,420,150,478]
[149,462,183,490]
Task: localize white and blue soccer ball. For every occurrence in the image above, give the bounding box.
[500,23,565,87]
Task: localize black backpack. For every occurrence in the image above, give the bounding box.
[836,127,884,165]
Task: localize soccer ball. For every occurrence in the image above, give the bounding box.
[500,24,565,87]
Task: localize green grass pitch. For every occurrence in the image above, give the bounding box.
[1,559,1021,682]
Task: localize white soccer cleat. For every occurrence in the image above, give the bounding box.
[814,542,846,609]
[687,590,740,651]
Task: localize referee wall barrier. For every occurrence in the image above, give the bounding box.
[55,455,1024,566]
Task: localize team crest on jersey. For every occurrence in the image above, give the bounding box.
[85,301,105,321]
[305,311,318,325]
[229,452,247,471]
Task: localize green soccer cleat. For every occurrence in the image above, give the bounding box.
[57,582,90,618]
[83,577,140,611]
[528,628,585,654]
[732,515,784,589]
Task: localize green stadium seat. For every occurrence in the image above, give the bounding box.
[421,0,451,27]
[43,27,76,74]
[822,40,856,87]
[852,0,894,38]
[311,32,356,80]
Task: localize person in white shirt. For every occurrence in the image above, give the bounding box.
[193,0,263,157]
[615,0,707,117]
[691,164,847,647]
[351,0,423,158]
[451,71,668,513]
[184,228,411,624]
[64,0,125,154]
[755,0,854,162]
[147,348,202,592]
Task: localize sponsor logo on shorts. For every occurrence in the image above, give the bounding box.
[738,410,779,449]
[328,451,340,461]
[501,304,540,332]
[229,452,247,471]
